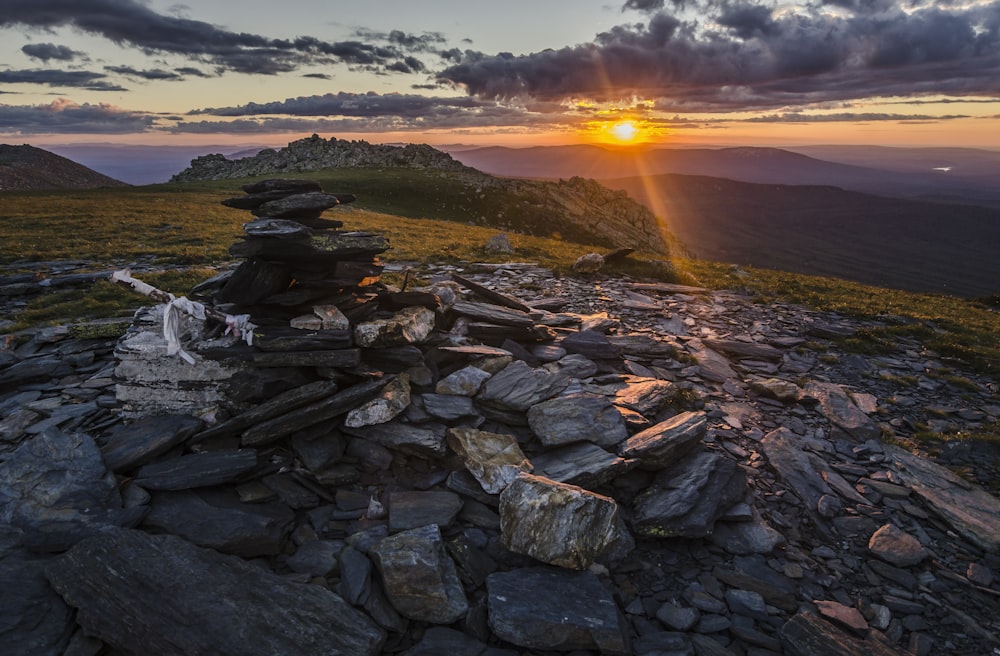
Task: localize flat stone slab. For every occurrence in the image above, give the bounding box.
[531,441,635,488]
[802,380,881,442]
[100,414,203,473]
[354,306,436,348]
[477,360,570,419]
[487,567,628,654]
[446,427,532,494]
[886,444,1000,553]
[619,410,706,469]
[527,393,628,448]
[347,421,448,458]
[133,449,258,490]
[45,527,385,656]
[632,448,747,539]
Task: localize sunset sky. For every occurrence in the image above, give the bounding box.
[2,0,999,149]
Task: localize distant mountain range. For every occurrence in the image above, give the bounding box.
[0,144,127,191]
[447,144,1000,208]
[602,173,1000,298]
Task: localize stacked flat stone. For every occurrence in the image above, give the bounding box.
[215,178,387,325]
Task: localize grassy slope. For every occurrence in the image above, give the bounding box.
[1,171,998,380]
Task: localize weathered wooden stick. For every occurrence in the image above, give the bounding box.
[111,269,231,325]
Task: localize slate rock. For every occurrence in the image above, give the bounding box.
[632,448,747,538]
[868,523,930,567]
[619,410,706,469]
[286,540,340,577]
[500,473,620,569]
[337,545,372,605]
[354,306,436,348]
[388,490,464,532]
[344,375,411,428]
[703,338,783,361]
[446,427,532,494]
[370,524,469,624]
[487,567,628,654]
[0,428,134,550]
[710,515,787,555]
[0,551,75,656]
[886,443,1000,553]
[527,392,628,448]
[779,611,900,656]
[45,527,385,656]
[435,365,492,396]
[815,600,869,634]
[420,393,479,421]
[562,329,619,359]
[100,414,202,473]
[401,626,518,656]
[614,378,677,416]
[750,377,801,403]
[531,441,635,488]
[477,360,570,420]
[141,489,294,558]
[251,191,341,218]
[0,355,73,392]
[133,449,258,490]
[802,380,881,441]
[346,421,448,458]
[241,178,323,194]
[656,603,700,631]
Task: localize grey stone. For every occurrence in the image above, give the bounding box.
[0,551,75,656]
[345,420,448,458]
[446,427,532,494]
[286,540,340,577]
[354,306,436,348]
[435,365,492,396]
[337,546,372,605]
[802,380,881,442]
[613,377,677,416]
[527,392,628,448]
[370,524,468,624]
[0,428,134,550]
[45,527,385,656]
[133,449,258,490]
[725,589,768,620]
[632,449,747,538]
[477,360,569,420]
[619,410,706,469]
[388,490,464,532]
[420,393,479,421]
[100,414,202,473]
[710,515,786,555]
[500,473,620,569]
[141,489,293,558]
[779,611,900,656]
[531,441,635,488]
[562,329,618,359]
[656,603,700,631]
[487,567,627,654]
[402,626,518,656]
[344,375,411,428]
[868,523,930,567]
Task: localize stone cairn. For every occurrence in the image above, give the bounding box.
[3,179,999,655]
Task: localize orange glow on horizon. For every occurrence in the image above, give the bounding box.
[610,121,639,142]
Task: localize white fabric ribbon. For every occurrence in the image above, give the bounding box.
[224,314,257,346]
[163,295,206,365]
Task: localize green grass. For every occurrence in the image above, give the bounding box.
[686,260,1000,377]
[4,174,1000,384]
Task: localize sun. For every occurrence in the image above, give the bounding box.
[610,120,639,142]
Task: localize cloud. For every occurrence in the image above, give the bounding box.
[0,69,126,91]
[175,92,560,133]
[438,1,1000,111]
[2,0,440,77]
[622,0,666,11]
[105,65,183,81]
[743,112,970,122]
[21,42,82,62]
[0,98,156,134]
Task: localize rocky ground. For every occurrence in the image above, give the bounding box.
[1,259,999,656]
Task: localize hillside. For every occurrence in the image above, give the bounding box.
[448,144,1000,208]
[602,173,1000,298]
[0,144,128,192]
[170,136,674,256]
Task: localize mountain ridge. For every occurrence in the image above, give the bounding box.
[0,144,128,192]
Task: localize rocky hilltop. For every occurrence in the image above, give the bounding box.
[171,134,472,182]
[171,134,671,254]
[1,179,999,656]
[0,144,128,192]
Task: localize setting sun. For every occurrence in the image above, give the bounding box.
[610,121,639,142]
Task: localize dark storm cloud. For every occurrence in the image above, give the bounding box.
[21,42,82,62]
[105,65,182,81]
[174,67,211,78]
[189,92,492,119]
[0,99,156,134]
[0,68,126,91]
[744,111,970,122]
[622,0,666,11]
[176,93,555,133]
[2,0,437,77]
[439,1,1000,110]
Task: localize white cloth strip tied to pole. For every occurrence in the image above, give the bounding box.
[111,269,257,363]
